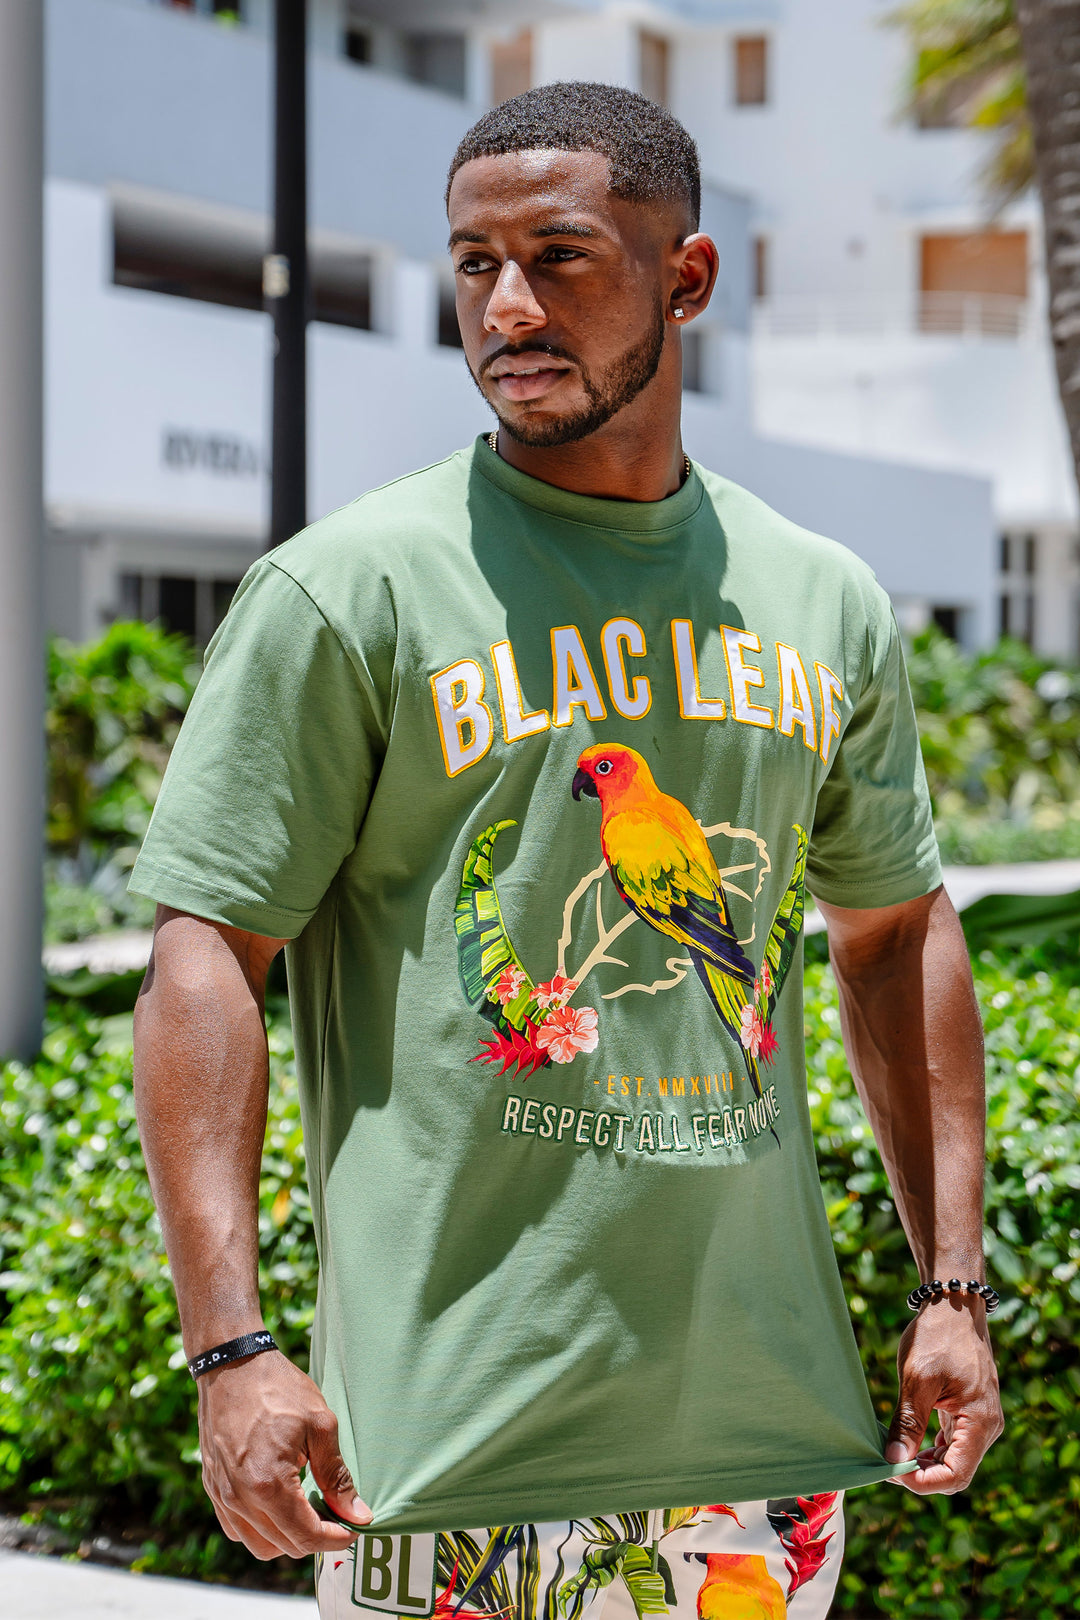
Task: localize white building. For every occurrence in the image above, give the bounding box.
[663,0,1074,656]
[44,0,995,650]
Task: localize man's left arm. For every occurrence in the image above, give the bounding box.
[816,883,1004,1494]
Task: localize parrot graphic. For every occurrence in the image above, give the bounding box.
[572,743,807,1123]
[694,1554,786,1620]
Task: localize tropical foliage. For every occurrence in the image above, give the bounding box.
[46,623,200,940]
[889,2,1029,202]
[1,935,1077,1612]
[906,627,1080,862]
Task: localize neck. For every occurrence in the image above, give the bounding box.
[490,374,688,501]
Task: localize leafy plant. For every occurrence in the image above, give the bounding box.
[1,939,1078,1609]
[45,622,200,940]
[906,628,1080,861]
[888,2,1029,203]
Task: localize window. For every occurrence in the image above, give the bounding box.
[120,572,241,646]
[344,27,373,65]
[930,606,960,640]
[437,280,463,349]
[681,328,706,394]
[491,29,532,105]
[998,530,1038,646]
[733,36,768,106]
[639,31,670,108]
[919,230,1028,334]
[753,235,769,300]
[112,196,374,330]
[160,0,243,18]
[405,32,467,98]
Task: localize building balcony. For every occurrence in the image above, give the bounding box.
[753,291,1037,343]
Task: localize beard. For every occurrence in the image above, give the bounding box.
[473,302,667,448]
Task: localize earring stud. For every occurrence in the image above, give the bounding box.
[674,307,685,318]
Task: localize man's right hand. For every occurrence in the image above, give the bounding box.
[197,1351,372,1560]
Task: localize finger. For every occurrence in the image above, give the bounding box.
[885,1373,937,1470]
[241,1471,362,1557]
[307,1408,373,1526]
[895,1411,997,1495]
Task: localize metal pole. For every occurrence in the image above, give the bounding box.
[0,0,44,1061]
[266,0,308,549]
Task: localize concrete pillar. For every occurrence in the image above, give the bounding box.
[0,0,44,1059]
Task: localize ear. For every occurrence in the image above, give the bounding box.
[667,232,720,325]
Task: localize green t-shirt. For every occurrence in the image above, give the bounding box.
[131,436,939,1531]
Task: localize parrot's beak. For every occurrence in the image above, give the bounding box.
[572,767,598,800]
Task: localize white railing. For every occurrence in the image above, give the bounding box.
[753,291,1034,341]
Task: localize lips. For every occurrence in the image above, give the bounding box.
[486,351,574,403]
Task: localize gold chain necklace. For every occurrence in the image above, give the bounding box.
[486,429,691,482]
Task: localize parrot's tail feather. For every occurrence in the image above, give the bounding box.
[692,956,763,1099]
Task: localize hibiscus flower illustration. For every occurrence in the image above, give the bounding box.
[533,974,578,1008]
[492,965,527,1006]
[757,961,774,1000]
[535,1005,599,1064]
[739,1003,765,1059]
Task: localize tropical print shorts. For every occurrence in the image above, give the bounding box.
[315,1496,844,1620]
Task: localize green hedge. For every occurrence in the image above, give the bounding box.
[1,947,1078,1611]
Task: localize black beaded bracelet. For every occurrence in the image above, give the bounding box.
[187,1330,278,1380]
[906,1278,1000,1314]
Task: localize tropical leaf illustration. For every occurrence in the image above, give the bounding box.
[456,821,541,1034]
[437,1528,519,1618]
[760,824,809,1024]
[662,1507,699,1533]
[558,1540,673,1620]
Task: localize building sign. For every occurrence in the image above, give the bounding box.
[162,428,263,477]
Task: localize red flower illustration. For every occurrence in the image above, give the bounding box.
[779,1492,839,1597]
[492,965,526,1006]
[535,1004,599,1063]
[533,974,578,1008]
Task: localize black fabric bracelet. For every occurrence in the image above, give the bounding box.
[907,1278,1000,1314]
[187,1330,278,1380]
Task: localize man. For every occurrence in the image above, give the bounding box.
[131,83,1002,1620]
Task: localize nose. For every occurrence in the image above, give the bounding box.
[483,259,547,336]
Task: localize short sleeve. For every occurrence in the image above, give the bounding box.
[807,598,941,910]
[129,558,385,938]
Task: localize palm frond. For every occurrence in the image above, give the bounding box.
[887,0,1033,200]
[763,825,809,1024]
[455,821,543,1035]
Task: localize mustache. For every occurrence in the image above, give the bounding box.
[479,341,579,379]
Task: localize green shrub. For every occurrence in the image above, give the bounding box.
[45,623,201,941]
[805,945,1080,1616]
[0,996,314,1589]
[907,630,1080,862]
[1,947,1077,1610]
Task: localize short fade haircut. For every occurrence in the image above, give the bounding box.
[446,81,701,229]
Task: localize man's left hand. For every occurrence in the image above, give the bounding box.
[885,1299,1004,1494]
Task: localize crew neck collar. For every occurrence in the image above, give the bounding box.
[471,433,704,536]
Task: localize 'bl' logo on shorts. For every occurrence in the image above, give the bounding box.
[352,1534,438,1616]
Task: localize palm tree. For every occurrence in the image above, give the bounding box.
[892,0,1080,497]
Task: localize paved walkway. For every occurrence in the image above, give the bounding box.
[2,1548,316,1620]
[802,858,1080,933]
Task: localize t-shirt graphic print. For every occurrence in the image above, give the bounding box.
[131,436,939,1533]
[457,746,808,1160]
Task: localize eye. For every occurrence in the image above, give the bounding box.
[542,246,584,264]
[594,759,613,776]
[457,255,497,277]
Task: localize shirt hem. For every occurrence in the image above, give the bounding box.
[127,858,313,941]
[312,1456,918,1534]
[807,859,943,911]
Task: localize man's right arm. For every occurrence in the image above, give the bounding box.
[133,905,372,1560]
